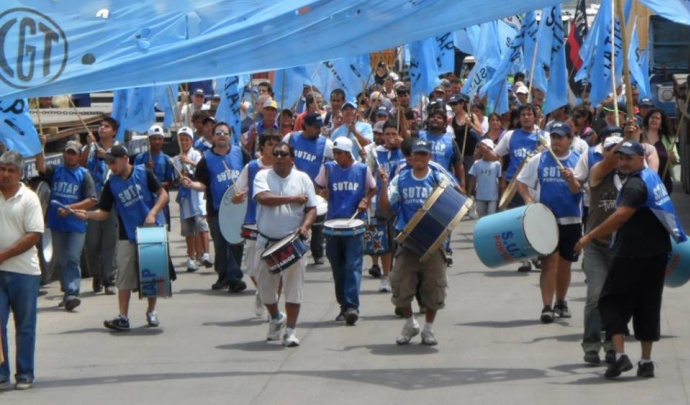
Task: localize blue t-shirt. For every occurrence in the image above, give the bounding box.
[331,122,373,160]
[468,159,501,201]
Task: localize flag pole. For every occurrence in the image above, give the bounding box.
[610,0,621,126]
[527,42,540,103]
[615,0,635,119]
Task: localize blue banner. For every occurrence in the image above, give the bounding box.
[533,5,568,114]
[215,75,250,145]
[0,99,41,157]
[273,67,314,111]
[628,19,651,99]
[409,39,439,106]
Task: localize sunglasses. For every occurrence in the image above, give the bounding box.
[272,150,290,157]
[214,130,230,136]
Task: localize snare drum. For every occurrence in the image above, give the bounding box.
[241,224,259,240]
[395,182,473,261]
[363,218,391,255]
[136,226,172,298]
[314,195,328,226]
[473,203,558,268]
[323,218,366,237]
[261,232,309,274]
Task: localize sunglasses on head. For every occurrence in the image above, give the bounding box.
[272,150,290,157]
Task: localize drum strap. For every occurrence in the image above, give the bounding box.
[258,231,282,248]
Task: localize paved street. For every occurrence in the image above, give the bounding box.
[2,188,690,404]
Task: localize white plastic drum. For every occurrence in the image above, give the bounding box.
[218,185,247,244]
[316,195,328,216]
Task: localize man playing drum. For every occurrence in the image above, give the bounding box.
[516,122,583,324]
[379,139,455,346]
[253,142,317,347]
[75,145,169,331]
[315,138,377,325]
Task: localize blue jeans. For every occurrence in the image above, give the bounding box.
[208,215,244,282]
[326,234,363,311]
[581,241,614,353]
[0,271,40,383]
[52,230,85,302]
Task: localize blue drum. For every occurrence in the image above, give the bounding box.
[136,226,172,298]
[665,237,690,288]
[363,218,391,255]
[473,203,558,268]
[261,232,309,274]
[323,219,366,237]
[395,182,473,262]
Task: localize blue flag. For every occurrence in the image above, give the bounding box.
[409,38,439,106]
[110,87,157,142]
[585,0,623,106]
[0,99,40,157]
[434,32,455,76]
[273,67,314,111]
[316,55,371,102]
[153,84,179,129]
[628,19,651,99]
[533,5,568,114]
[462,22,502,100]
[215,75,250,146]
[110,90,128,142]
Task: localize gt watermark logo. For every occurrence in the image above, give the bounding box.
[0,8,68,89]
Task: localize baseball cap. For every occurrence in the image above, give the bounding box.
[375,105,390,116]
[304,113,324,128]
[599,125,624,137]
[638,97,654,107]
[432,86,446,94]
[480,138,495,150]
[602,102,628,115]
[203,116,217,125]
[193,89,205,97]
[333,137,354,158]
[212,93,221,100]
[603,135,623,150]
[411,139,432,154]
[263,99,278,110]
[515,85,529,95]
[373,121,385,134]
[549,121,572,137]
[342,100,357,110]
[178,126,194,138]
[104,145,129,161]
[64,141,82,154]
[449,93,470,105]
[615,140,645,156]
[147,124,165,137]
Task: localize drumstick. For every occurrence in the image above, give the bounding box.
[168,157,184,178]
[221,160,240,190]
[537,135,565,171]
[50,200,77,216]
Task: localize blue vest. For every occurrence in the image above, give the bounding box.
[204,148,244,211]
[289,132,327,180]
[47,165,89,233]
[587,146,604,170]
[618,168,687,243]
[325,161,368,220]
[243,160,263,224]
[134,151,175,184]
[193,137,212,153]
[108,165,164,243]
[395,159,459,186]
[419,130,455,171]
[506,129,541,181]
[394,169,438,232]
[537,151,583,219]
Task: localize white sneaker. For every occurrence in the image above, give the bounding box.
[282,328,300,347]
[396,318,420,345]
[267,312,286,341]
[254,292,265,317]
[378,277,391,292]
[186,257,198,272]
[421,329,438,346]
[201,252,213,268]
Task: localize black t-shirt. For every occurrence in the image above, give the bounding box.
[194,148,251,216]
[99,168,162,241]
[451,118,478,156]
[612,176,672,258]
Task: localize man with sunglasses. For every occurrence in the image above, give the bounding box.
[253,142,317,347]
[181,122,251,293]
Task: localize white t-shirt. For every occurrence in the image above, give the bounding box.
[0,184,44,276]
[174,148,206,218]
[253,168,317,240]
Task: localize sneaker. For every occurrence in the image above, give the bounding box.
[396,319,420,345]
[14,378,32,390]
[254,292,265,317]
[201,252,213,268]
[146,311,160,327]
[282,328,300,347]
[421,329,438,346]
[313,256,325,265]
[212,278,231,290]
[228,280,247,293]
[517,261,532,272]
[186,258,198,273]
[604,350,616,365]
[58,301,65,308]
[394,307,403,317]
[554,301,571,318]
[335,312,345,322]
[64,298,81,312]
[584,351,601,365]
[344,308,359,326]
[604,354,633,378]
[104,285,116,295]
[637,361,655,378]
[419,305,426,315]
[92,279,103,293]
[368,264,382,278]
[104,315,130,331]
[267,312,286,341]
[378,277,391,292]
[540,305,555,324]
[531,257,543,270]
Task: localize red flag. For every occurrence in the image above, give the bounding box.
[565,0,588,96]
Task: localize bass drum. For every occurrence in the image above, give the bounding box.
[29,179,56,285]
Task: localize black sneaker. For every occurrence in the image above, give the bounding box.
[531,257,543,270]
[313,256,325,265]
[637,362,655,378]
[540,305,555,324]
[517,261,532,272]
[368,264,382,278]
[104,315,130,332]
[604,354,633,378]
[604,350,616,365]
[394,307,403,317]
[554,301,571,318]
[65,298,81,312]
[211,278,231,290]
[335,312,345,322]
[583,351,601,365]
[228,280,247,293]
[344,308,359,325]
[92,279,103,293]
